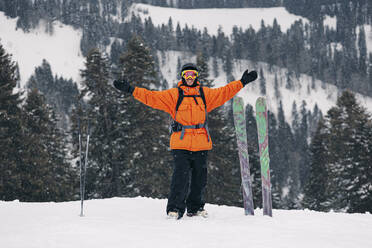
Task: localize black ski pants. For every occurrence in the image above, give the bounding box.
[166,150,208,217]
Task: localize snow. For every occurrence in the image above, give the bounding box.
[363,25,372,55]
[0,197,371,248]
[127,3,309,36]
[0,12,85,88]
[324,16,372,55]
[324,15,337,30]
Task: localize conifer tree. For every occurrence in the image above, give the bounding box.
[266,111,283,209]
[305,91,372,213]
[326,91,372,212]
[21,88,75,202]
[358,26,367,75]
[0,43,23,201]
[74,48,131,198]
[303,119,331,211]
[27,59,79,129]
[118,35,172,198]
[259,68,266,95]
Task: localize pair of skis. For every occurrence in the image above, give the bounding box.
[233,96,272,217]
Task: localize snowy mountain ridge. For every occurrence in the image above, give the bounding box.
[126,3,309,35]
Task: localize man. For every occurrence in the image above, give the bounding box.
[114,63,257,219]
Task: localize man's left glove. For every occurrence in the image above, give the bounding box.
[113,79,135,94]
[240,70,258,86]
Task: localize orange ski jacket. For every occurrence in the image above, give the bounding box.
[133,80,244,151]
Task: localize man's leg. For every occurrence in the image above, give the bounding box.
[186,151,208,214]
[166,150,191,217]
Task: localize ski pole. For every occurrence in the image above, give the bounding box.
[81,119,90,217]
[79,117,84,217]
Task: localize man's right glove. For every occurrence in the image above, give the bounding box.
[113,79,135,94]
[240,70,258,86]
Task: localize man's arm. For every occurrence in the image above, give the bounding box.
[204,70,258,112]
[113,79,177,115]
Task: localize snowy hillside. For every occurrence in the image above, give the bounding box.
[127,3,309,35]
[0,12,84,88]
[1,197,371,248]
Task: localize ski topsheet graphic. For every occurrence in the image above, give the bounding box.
[233,96,254,216]
[255,97,273,217]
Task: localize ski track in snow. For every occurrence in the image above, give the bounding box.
[1,197,371,248]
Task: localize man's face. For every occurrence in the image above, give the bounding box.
[182,70,198,86]
[185,78,195,85]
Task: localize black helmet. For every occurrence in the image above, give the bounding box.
[180,63,198,76]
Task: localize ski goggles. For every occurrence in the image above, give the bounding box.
[181,70,198,79]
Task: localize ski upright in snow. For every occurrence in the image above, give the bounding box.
[233,96,255,216]
[255,97,273,217]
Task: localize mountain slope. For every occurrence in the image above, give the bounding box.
[0,197,371,248]
[126,3,309,35]
[0,12,84,88]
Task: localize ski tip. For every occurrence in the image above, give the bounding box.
[233,96,244,111]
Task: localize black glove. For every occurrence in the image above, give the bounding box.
[240,70,258,86]
[113,79,135,94]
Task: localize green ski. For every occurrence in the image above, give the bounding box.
[233,96,254,215]
[256,97,272,217]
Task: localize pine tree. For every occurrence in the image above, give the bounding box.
[259,68,266,95]
[369,53,372,93]
[326,91,372,212]
[276,101,300,209]
[274,73,280,99]
[267,111,282,208]
[303,119,331,211]
[118,35,172,198]
[0,43,23,201]
[358,26,367,76]
[27,59,79,129]
[298,101,311,186]
[74,48,132,198]
[21,88,75,202]
[305,91,372,213]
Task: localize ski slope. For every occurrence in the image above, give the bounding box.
[0,197,371,248]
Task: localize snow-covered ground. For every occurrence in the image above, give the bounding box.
[127,3,309,35]
[0,12,84,88]
[0,197,371,248]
